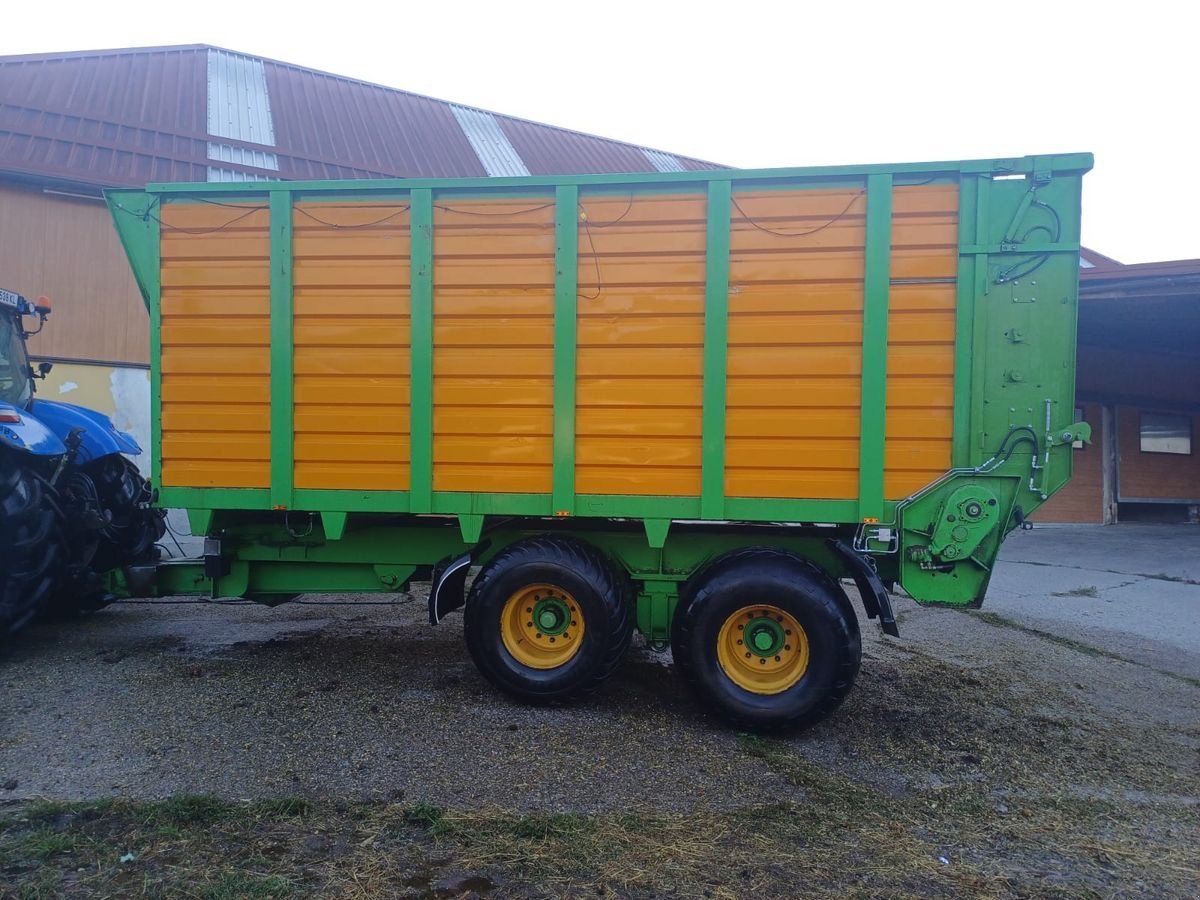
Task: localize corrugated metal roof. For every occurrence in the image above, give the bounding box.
[0,44,724,189]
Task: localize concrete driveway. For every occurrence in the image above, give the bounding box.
[984,523,1200,678]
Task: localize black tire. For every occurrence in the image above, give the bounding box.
[44,456,165,620]
[464,536,633,703]
[672,548,861,733]
[0,452,63,636]
[89,456,166,572]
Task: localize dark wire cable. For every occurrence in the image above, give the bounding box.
[293,205,411,229]
[730,189,864,238]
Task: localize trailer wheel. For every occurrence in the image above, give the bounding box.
[672,549,861,732]
[464,537,633,703]
[0,453,63,637]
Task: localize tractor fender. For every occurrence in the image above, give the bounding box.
[27,399,142,462]
[0,401,67,456]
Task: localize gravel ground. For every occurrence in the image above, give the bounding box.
[1,569,1198,897]
[2,582,1195,807]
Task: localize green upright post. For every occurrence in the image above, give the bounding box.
[701,180,732,520]
[268,190,295,510]
[552,184,579,515]
[146,202,163,493]
[950,175,980,467]
[858,174,893,521]
[409,189,434,512]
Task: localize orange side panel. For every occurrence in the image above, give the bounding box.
[432,197,555,494]
[725,187,868,500]
[885,185,959,499]
[291,202,412,490]
[575,192,706,496]
[159,202,271,488]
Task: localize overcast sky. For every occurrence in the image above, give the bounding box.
[4,0,1195,263]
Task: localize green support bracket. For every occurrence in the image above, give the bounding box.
[322,511,348,541]
[458,514,485,544]
[858,174,893,521]
[552,184,579,516]
[268,189,295,510]
[410,188,434,513]
[701,180,732,520]
[186,508,214,537]
[643,519,671,549]
[636,581,679,647]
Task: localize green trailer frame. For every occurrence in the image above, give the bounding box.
[106,152,1092,640]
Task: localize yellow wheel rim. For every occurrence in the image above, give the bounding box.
[500,583,585,670]
[716,604,809,694]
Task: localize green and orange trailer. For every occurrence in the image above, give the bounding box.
[103,152,1092,730]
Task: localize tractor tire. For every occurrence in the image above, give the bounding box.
[672,548,861,733]
[44,456,165,620]
[0,452,63,637]
[89,456,166,572]
[464,536,633,704]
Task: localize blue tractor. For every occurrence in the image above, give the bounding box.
[0,288,165,636]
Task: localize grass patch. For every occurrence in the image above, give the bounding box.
[3,827,76,862]
[402,801,442,827]
[136,793,234,828]
[199,872,295,899]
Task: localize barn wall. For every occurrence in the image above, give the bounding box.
[0,179,149,364]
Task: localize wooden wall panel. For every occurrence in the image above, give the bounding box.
[0,180,148,364]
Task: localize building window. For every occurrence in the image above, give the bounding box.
[1139,412,1192,455]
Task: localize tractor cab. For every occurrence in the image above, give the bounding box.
[0,288,51,411]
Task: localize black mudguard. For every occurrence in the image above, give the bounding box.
[428,552,473,624]
[828,539,899,637]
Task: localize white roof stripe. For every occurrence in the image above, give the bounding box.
[206,143,280,171]
[641,148,685,173]
[207,49,277,147]
[450,105,531,177]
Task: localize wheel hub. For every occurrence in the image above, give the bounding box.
[744,616,785,656]
[532,597,571,636]
[500,584,585,670]
[716,605,810,695]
